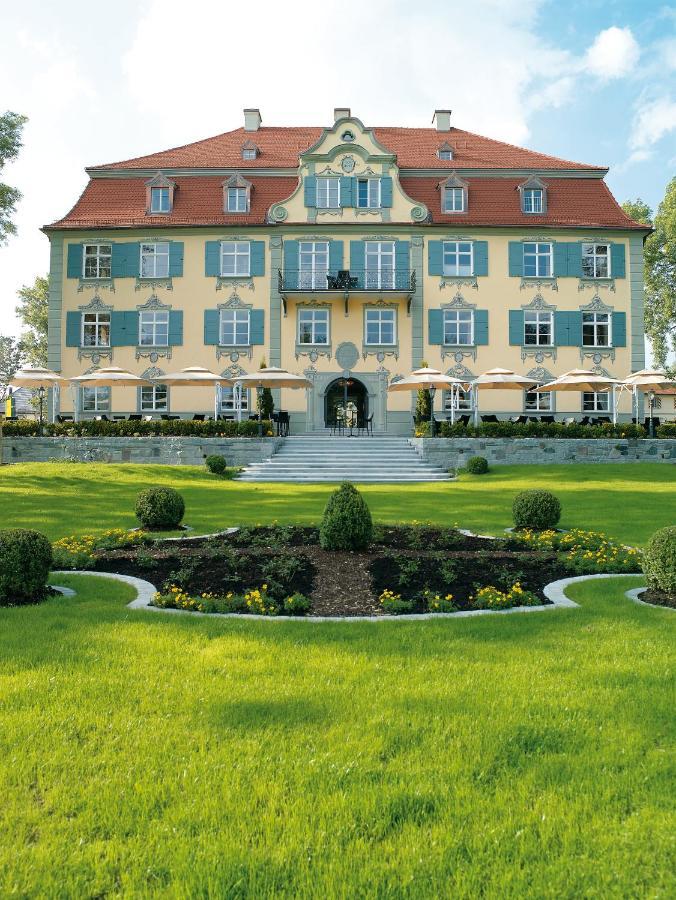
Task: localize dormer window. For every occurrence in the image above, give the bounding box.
[227,187,248,212]
[222,173,252,214]
[519,177,548,214]
[443,187,465,212]
[241,140,259,160]
[150,187,170,213]
[145,172,175,215]
[438,142,453,160]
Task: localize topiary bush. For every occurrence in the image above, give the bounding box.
[135,487,185,530]
[0,529,53,605]
[512,490,561,530]
[466,455,489,474]
[643,526,676,595]
[205,455,227,476]
[319,482,373,551]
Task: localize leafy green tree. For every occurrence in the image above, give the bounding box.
[0,111,28,244]
[15,276,48,367]
[0,335,25,401]
[415,358,431,423]
[623,183,676,372]
[257,357,274,420]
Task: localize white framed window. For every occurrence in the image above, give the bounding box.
[444,387,472,410]
[443,187,465,212]
[582,243,610,278]
[227,187,248,212]
[524,311,553,346]
[140,242,170,278]
[316,177,340,209]
[442,241,473,276]
[298,241,329,290]
[365,308,396,345]
[139,310,169,346]
[583,391,610,412]
[438,149,453,161]
[364,241,395,289]
[582,312,611,347]
[242,148,257,160]
[220,242,250,277]
[150,187,170,213]
[525,389,552,411]
[523,188,543,213]
[83,244,112,279]
[82,312,110,347]
[221,386,249,412]
[140,385,168,412]
[357,178,381,208]
[298,308,329,345]
[523,242,552,278]
[443,309,473,345]
[82,386,110,412]
[220,309,250,346]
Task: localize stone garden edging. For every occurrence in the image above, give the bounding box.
[625,586,675,609]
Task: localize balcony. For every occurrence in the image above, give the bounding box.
[278,269,416,314]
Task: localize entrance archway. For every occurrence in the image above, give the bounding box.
[324,377,368,427]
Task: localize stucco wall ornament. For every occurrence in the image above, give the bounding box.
[341,155,356,172]
[335,341,360,370]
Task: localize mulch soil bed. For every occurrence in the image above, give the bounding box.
[640,589,676,609]
[93,526,571,617]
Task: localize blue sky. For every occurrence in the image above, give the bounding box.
[1,0,674,337]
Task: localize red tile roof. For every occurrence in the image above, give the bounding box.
[92,125,601,172]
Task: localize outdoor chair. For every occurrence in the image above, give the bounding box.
[56,415,73,423]
[593,416,611,425]
[277,411,290,436]
[511,415,528,424]
[329,415,343,435]
[458,414,471,427]
[644,416,660,430]
[481,414,499,424]
[540,415,555,424]
[113,415,127,420]
[129,414,142,421]
[95,415,110,421]
[192,414,205,421]
[579,416,591,426]
[563,417,576,426]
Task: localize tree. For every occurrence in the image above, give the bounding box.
[257,357,274,420]
[0,111,28,244]
[0,335,25,402]
[414,358,431,424]
[623,183,676,372]
[16,275,48,367]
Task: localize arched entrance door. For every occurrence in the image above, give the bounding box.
[324,377,368,427]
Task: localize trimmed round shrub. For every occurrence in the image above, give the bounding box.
[466,455,489,475]
[512,490,561,530]
[0,529,53,605]
[643,526,676,595]
[319,482,373,551]
[135,487,185,530]
[205,455,227,476]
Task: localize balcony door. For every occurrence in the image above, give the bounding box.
[299,241,329,290]
[364,241,395,290]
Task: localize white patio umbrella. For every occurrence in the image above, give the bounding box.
[471,367,541,426]
[537,368,621,424]
[235,367,313,435]
[387,367,466,427]
[622,368,675,432]
[70,366,152,422]
[153,367,232,420]
[7,366,69,433]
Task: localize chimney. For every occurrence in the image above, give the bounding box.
[334,107,351,122]
[432,109,452,132]
[243,108,262,132]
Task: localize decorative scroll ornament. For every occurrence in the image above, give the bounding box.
[136,293,172,311]
[520,293,556,311]
[78,278,115,294]
[220,364,248,379]
[579,293,614,312]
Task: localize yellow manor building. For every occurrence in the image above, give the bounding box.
[45,107,649,433]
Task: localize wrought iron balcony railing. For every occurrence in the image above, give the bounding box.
[278,269,415,293]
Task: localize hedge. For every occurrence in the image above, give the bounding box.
[656,423,676,438]
[1,419,274,438]
[437,421,648,440]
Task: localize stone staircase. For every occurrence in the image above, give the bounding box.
[236,433,449,483]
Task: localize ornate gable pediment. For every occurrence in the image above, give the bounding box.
[144,171,175,189]
[438,170,468,190]
[223,173,252,190]
[519,175,548,191]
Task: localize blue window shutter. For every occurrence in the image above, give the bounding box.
[428,309,443,345]
[508,242,523,277]
[568,311,583,346]
[474,309,489,345]
[67,244,82,278]
[610,243,626,278]
[126,242,140,278]
[554,311,570,345]
[395,241,410,280]
[339,176,353,207]
[205,241,220,277]
[613,312,626,347]
[380,177,393,207]
[250,241,265,276]
[168,311,183,346]
[110,311,134,347]
[553,243,568,277]
[428,241,442,276]
[250,309,264,345]
[169,242,184,277]
[567,243,583,278]
[283,239,299,289]
[304,176,317,207]
[65,311,81,346]
[473,241,488,277]
[204,310,219,345]
[351,178,359,207]
[509,310,524,345]
[111,243,127,278]
[329,240,343,272]
[350,240,365,284]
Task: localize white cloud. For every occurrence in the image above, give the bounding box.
[629,96,676,149]
[584,26,640,79]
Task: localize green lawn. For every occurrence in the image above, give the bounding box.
[1,574,674,897]
[1,461,674,545]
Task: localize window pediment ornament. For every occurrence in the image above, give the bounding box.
[221,364,248,379]
[144,171,175,189]
[526,366,555,383]
[519,175,547,191]
[141,366,166,380]
[136,293,172,311]
[579,294,614,312]
[217,292,253,310]
[520,293,556,311]
[442,291,476,310]
[78,295,112,312]
[223,173,252,190]
[438,171,468,190]
[445,363,476,381]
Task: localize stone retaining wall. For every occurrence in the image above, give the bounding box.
[411,437,675,466]
[1,436,283,466]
